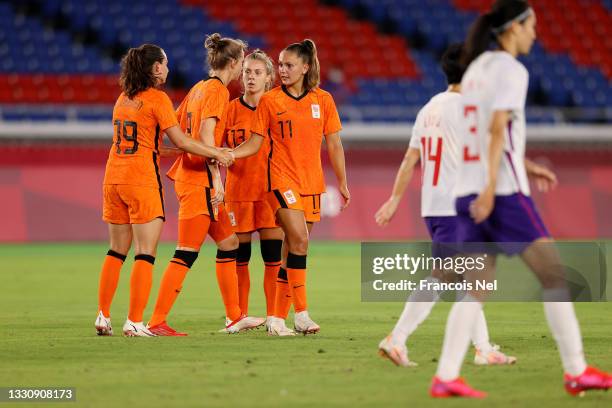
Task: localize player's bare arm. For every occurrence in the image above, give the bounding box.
[470,110,507,224]
[165,125,232,165]
[525,158,558,192]
[324,132,350,210]
[375,147,420,226]
[231,132,264,159]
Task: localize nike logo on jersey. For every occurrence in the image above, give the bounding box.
[276,111,287,115]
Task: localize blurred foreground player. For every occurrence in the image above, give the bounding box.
[375,43,515,367]
[431,0,612,398]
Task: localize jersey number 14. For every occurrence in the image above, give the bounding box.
[420,136,442,186]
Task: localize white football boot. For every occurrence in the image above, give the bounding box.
[267,317,296,336]
[95,311,113,336]
[474,344,517,365]
[122,319,156,337]
[293,311,320,335]
[378,335,418,367]
[221,315,266,334]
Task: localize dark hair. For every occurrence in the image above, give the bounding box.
[119,44,165,98]
[441,43,466,85]
[284,39,320,91]
[204,33,247,73]
[462,0,532,67]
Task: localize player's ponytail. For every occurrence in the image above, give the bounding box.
[284,39,321,91]
[245,49,275,91]
[462,0,532,67]
[119,44,165,98]
[204,33,248,74]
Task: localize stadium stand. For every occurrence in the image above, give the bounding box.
[0,0,610,123]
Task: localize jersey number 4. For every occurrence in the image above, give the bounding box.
[113,120,138,154]
[420,136,442,186]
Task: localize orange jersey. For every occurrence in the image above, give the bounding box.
[224,96,270,201]
[103,88,178,187]
[167,77,229,187]
[251,86,342,195]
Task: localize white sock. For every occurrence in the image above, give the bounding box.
[472,310,493,353]
[391,277,440,344]
[543,288,587,376]
[435,295,483,381]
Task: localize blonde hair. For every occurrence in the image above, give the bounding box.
[204,33,247,74]
[245,49,275,91]
[283,39,320,91]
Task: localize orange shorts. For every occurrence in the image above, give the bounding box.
[301,194,321,224]
[225,200,277,233]
[177,203,235,249]
[265,188,322,224]
[102,184,164,224]
[174,180,218,221]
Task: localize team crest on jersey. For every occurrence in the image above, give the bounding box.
[283,189,297,205]
[228,211,236,227]
[311,104,321,119]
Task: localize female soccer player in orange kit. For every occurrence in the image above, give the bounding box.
[95,44,232,337]
[147,34,265,335]
[232,39,350,336]
[223,50,284,324]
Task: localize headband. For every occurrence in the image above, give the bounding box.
[491,7,534,35]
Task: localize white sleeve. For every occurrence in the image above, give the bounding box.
[492,63,528,112]
[408,124,420,149]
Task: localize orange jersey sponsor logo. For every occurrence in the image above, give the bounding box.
[224,96,270,201]
[251,86,342,195]
[103,88,178,188]
[167,77,229,187]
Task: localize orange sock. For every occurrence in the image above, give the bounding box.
[216,249,241,321]
[128,255,155,322]
[287,268,307,312]
[264,262,280,316]
[149,250,198,327]
[236,262,250,315]
[274,267,293,319]
[97,250,127,317]
[286,252,307,313]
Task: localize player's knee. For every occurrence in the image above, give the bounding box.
[172,249,199,268]
[237,242,252,264]
[288,234,308,255]
[217,234,239,251]
[260,239,282,264]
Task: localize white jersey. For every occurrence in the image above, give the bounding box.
[409,91,462,217]
[455,51,530,197]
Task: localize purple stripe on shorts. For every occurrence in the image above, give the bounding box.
[517,193,548,238]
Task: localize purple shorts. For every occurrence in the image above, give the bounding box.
[424,216,459,258]
[455,193,550,255]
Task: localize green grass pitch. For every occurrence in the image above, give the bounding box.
[1,242,611,407]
